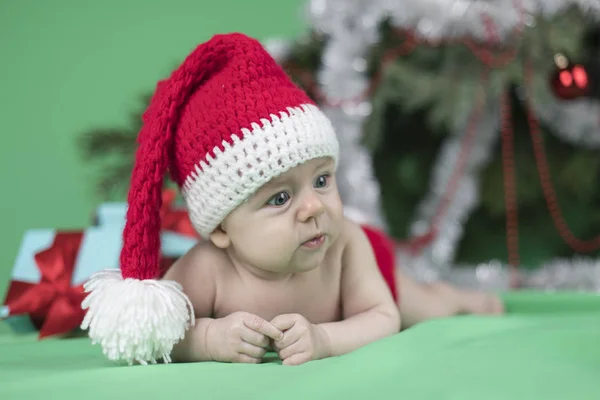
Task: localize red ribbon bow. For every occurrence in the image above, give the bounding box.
[160,189,200,239]
[3,232,87,339]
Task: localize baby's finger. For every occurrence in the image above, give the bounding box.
[270,313,298,332]
[234,353,262,364]
[277,337,302,360]
[282,352,311,366]
[240,328,270,348]
[243,315,283,341]
[238,341,267,359]
[273,326,301,349]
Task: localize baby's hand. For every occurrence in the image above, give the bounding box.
[270,313,331,366]
[207,311,284,364]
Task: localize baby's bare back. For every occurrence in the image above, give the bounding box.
[164,236,347,324]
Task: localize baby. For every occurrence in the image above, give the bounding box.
[164,157,503,366]
[81,32,503,366]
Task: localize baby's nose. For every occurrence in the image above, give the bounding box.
[298,192,325,221]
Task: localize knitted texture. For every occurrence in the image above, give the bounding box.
[183,103,339,236]
[119,32,339,281]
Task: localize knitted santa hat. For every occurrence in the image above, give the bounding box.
[80,32,339,365]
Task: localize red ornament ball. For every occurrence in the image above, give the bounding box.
[550,53,590,100]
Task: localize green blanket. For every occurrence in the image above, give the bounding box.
[2,292,600,399]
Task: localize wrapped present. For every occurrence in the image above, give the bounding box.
[1,190,201,338]
[95,188,200,257]
[2,231,92,338]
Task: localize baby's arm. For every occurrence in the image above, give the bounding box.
[163,245,217,362]
[163,244,284,363]
[318,219,401,356]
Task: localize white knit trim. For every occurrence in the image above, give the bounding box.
[181,103,339,237]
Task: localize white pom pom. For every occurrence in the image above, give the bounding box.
[80,269,195,365]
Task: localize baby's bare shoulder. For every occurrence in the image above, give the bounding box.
[339,217,365,247]
[162,241,231,309]
[326,217,364,266]
[337,217,376,265]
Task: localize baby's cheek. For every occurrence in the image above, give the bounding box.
[244,229,295,267]
[253,224,293,250]
[326,192,344,217]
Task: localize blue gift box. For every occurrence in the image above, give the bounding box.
[12,202,198,285]
[11,227,124,286]
[3,202,199,334]
[95,202,199,258]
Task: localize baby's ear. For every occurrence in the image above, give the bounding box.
[209,224,231,249]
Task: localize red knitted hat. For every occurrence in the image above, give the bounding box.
[80,32,339,365]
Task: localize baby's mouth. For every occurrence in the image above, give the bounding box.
[301,234,326,249]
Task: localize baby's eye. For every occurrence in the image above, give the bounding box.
[266,192,290,206]
[314,174,329,189]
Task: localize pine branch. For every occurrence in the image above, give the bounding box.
[76,92,153,200]
[278,8,600,265]
[95,160,135,200]
[77,128,138,160]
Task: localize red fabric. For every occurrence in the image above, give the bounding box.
[160,189,200,239]
[3,232,87,338]
[171,33,314,186]
[361,225,399,302]
[121,32,314,280]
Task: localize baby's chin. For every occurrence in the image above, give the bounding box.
[256,242,332,275]
[266,258,325,276]
[292,255,329,274]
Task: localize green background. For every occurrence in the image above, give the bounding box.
[0,0,305,302]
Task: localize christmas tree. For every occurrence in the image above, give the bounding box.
[78,0,600,291]
[275,0,600,290]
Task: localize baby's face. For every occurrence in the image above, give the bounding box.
[216,157,344,278]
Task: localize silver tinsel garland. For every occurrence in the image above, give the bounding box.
[400,94,502,283]
[307,0,391,230]
[383,0,600,42]
[267,0,600,292]
[533,97,600,149]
